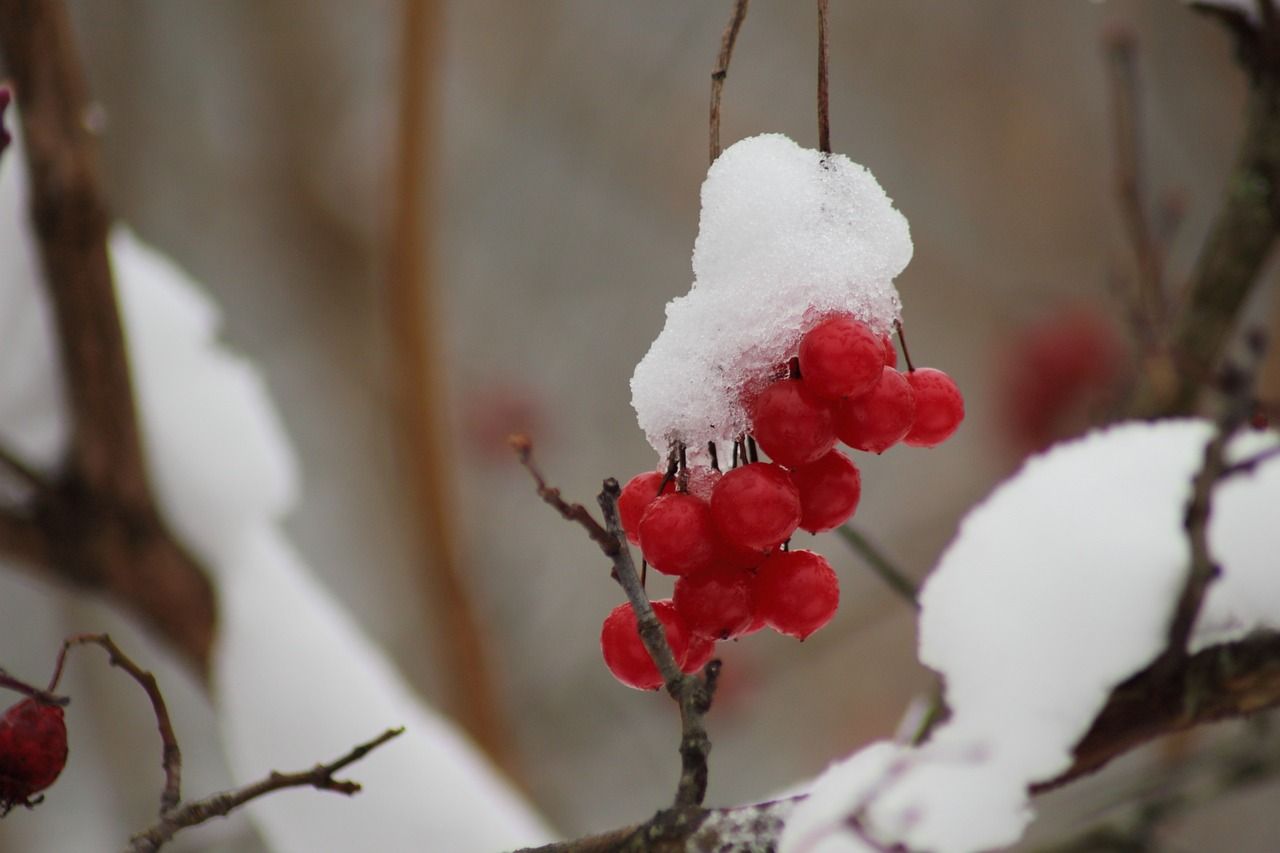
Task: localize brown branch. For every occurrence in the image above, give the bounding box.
[511,439,718,809]
[0,669,67,707]
[709,0,750,165]
[54,634,182,814]
[510,435,617,554]
[125,728,404,853]
[1104,28,1166,349]
[0,442,51,495]
[816,0,831,154]
[0,83,11,155]
[0,0,215,673]
[1130,13,1280,416]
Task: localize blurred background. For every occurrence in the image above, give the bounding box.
[2,0,1279,850]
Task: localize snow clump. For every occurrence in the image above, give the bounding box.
[630,133,912,459]
[782,420,1280,853]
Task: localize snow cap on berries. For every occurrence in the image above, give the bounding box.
[630,133,912,458]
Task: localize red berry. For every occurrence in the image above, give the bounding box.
[0,699,68,810]
[600,600,690,690]
[751,380,836,467]
[682,635,717,674]
[904,368,964,448]
[710,463,801,552]
[638,494,719,576]
[834,367,916,454]
[753,550,840,640]
[685,465,722,501]
[882,335,898,369]
[619,471,675,544]
[790,450,861,533]
[674,568,755,640]
[798,316,885,400]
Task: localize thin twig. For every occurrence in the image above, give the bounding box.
[56,634,182,814]
[1221,442,1280,478]
[598,480,719,808]
[709,0,750,165]
[510,435,618,555]
[1104,28,1166,349]
[0,443,50,494]
[0,669,68,707]
[816,0,831,153]
[894,320,915,372]
[835,524,918,608]
[1159,339,1264,671]
[125,728,404,853]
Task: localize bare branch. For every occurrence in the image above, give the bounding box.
[1104,27,1166,348]
[55,634,182,814]
[0,668,67,707]
[510,434,618,554]
[125,728,404,853]
[709,0,750,165]
[816,0,831,153]
[835,523,918,608]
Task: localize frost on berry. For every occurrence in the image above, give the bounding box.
[710,463,801,552]
[798,316,885,400]
[630,133,911,458]
[0,699,69,813]
[600,600,690,690]
[753,550,839,640]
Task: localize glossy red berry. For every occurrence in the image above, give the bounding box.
[682,635,717,674]
[790,450,861,533]
[751,380,836,467]
[798,316,885,400]
[753,550,840,640]
[904,368,964,448]
[600,600,690,690]
[674,569,755,640]
[834,367,916,454]
[638,493,719,576]
[710,463,801,552]
[882,335,898,369]
[619,471,674,544]
[0,698,68,811]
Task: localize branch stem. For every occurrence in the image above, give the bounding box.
[709,0,750,164]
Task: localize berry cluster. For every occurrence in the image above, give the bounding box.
[0,697,68,813]
[601,315,963,689]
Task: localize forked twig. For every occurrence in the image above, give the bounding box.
[709,0,751,164]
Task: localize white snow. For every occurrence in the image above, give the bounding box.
[783,420,1280,853]
[630,134,911,459]
[0,120,554,851]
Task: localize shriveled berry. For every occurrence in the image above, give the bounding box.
[798,316,885,400]
[790,450,861,533]
[754,550,840,640]
[619,471,674,544]
[710,463,801,552]
[0,698,68,811]
[904,368,964,448]
[835,367,916,453]
[600,600,690,690]
[681,635,717,674]
[751,380,836,467]
[638,494,719,577]
[674,568,755,640]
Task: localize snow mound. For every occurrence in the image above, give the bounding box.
[783,420,1280,853]
[630,134,911,458]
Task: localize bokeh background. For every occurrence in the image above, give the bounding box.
[3,1,1279,850]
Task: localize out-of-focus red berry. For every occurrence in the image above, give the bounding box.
[0,698,68,810]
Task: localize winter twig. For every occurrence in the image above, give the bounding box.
[0,0,216,673]
[1104,27,1167,350]
[835,523,919,608]
[124,727,404,853]
[510,435,617,554]
[816,0,831,154]
[0,668,67,707]
[709,0,750,165]
[53,634,183,814]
